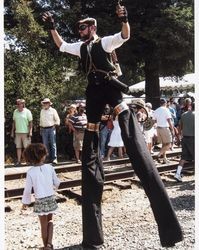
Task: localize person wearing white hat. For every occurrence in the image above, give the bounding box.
[40,98,60,164]
[42,4,183,249]
[41,98,53,105]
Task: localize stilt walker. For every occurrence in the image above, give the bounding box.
[42,2,183,248]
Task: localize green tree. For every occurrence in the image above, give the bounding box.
[4,0,87,159]
[118,0,194,107]
[4,0,87,124]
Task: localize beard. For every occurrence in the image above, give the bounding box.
[80,33,90,41]
[79,28,92,41]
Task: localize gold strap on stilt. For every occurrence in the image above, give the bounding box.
[87,122,100,132]
[114,101,129,116]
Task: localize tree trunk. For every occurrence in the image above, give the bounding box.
[144,59,160,109]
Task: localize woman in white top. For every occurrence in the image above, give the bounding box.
[21,143,60,250]
[106,115,124,160]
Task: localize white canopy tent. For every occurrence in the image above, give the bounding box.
[122,94,135,104]
[128,73,197,94]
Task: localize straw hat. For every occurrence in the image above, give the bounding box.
[131,98,148,122]
[131,98,145,109]
[41,98,53,105]
[16,99,25,104]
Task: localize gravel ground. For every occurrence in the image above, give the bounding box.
[5,174,195,250]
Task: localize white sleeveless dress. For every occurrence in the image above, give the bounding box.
[108,119,124,147]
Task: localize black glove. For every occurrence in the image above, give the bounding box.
[119,7,128,23]
[42,12,56,30]
[116,4,128,23]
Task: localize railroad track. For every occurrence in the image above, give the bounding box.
[5,155,194,200]
[5,149,182,181]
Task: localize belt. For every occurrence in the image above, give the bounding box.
[41,126,55,129]
[75,128,85,131]
[157,127,169,129]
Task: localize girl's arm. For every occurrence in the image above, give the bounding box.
[22,173,33,205]
[52,168,61,188]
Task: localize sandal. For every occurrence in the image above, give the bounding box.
[44,243,54,250]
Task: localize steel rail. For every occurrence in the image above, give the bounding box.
[5,150,182,181]
[5,162,194,200]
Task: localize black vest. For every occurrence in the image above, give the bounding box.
[80,39,116,74]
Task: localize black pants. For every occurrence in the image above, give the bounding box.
[81,73,183,248]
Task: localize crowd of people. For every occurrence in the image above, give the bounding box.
[11,95,195,183]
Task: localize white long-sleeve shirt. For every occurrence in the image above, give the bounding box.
[59,32,129,57]
[22,164,60,204]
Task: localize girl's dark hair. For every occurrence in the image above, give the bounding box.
[23,143,48,164]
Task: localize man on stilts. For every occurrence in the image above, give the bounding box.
[42,2,183,249]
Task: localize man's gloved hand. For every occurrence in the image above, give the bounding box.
[116,3,128,23]
[42,12,56,30]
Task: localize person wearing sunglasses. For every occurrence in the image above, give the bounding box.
[42,3,183,249]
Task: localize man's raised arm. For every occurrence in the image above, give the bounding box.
[116,2,130,39]
[42,12,63,48]
[121,21,130,39]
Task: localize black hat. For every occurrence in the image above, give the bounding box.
[160,98,167,104]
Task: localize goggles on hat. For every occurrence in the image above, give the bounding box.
[78,24,89,31]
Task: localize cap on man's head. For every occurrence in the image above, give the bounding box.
[160,98,167,105]
[16,99,25,104]
[41,98,53,105]
[145,102,152,109]
[185,97,192,103]
[77,17,97,28]
[78,102,86,108]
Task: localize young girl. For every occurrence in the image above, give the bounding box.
[21,143,60,250]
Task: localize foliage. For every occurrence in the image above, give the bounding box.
[118,0,194,105]
[4,0,87,124]
[4,0,88,159]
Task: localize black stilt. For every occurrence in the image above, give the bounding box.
[82,130,104,248]
[81,109,183,248]
[118,109,183,247]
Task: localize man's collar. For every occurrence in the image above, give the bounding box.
[84,34,99,44]
[92,34,99,42]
